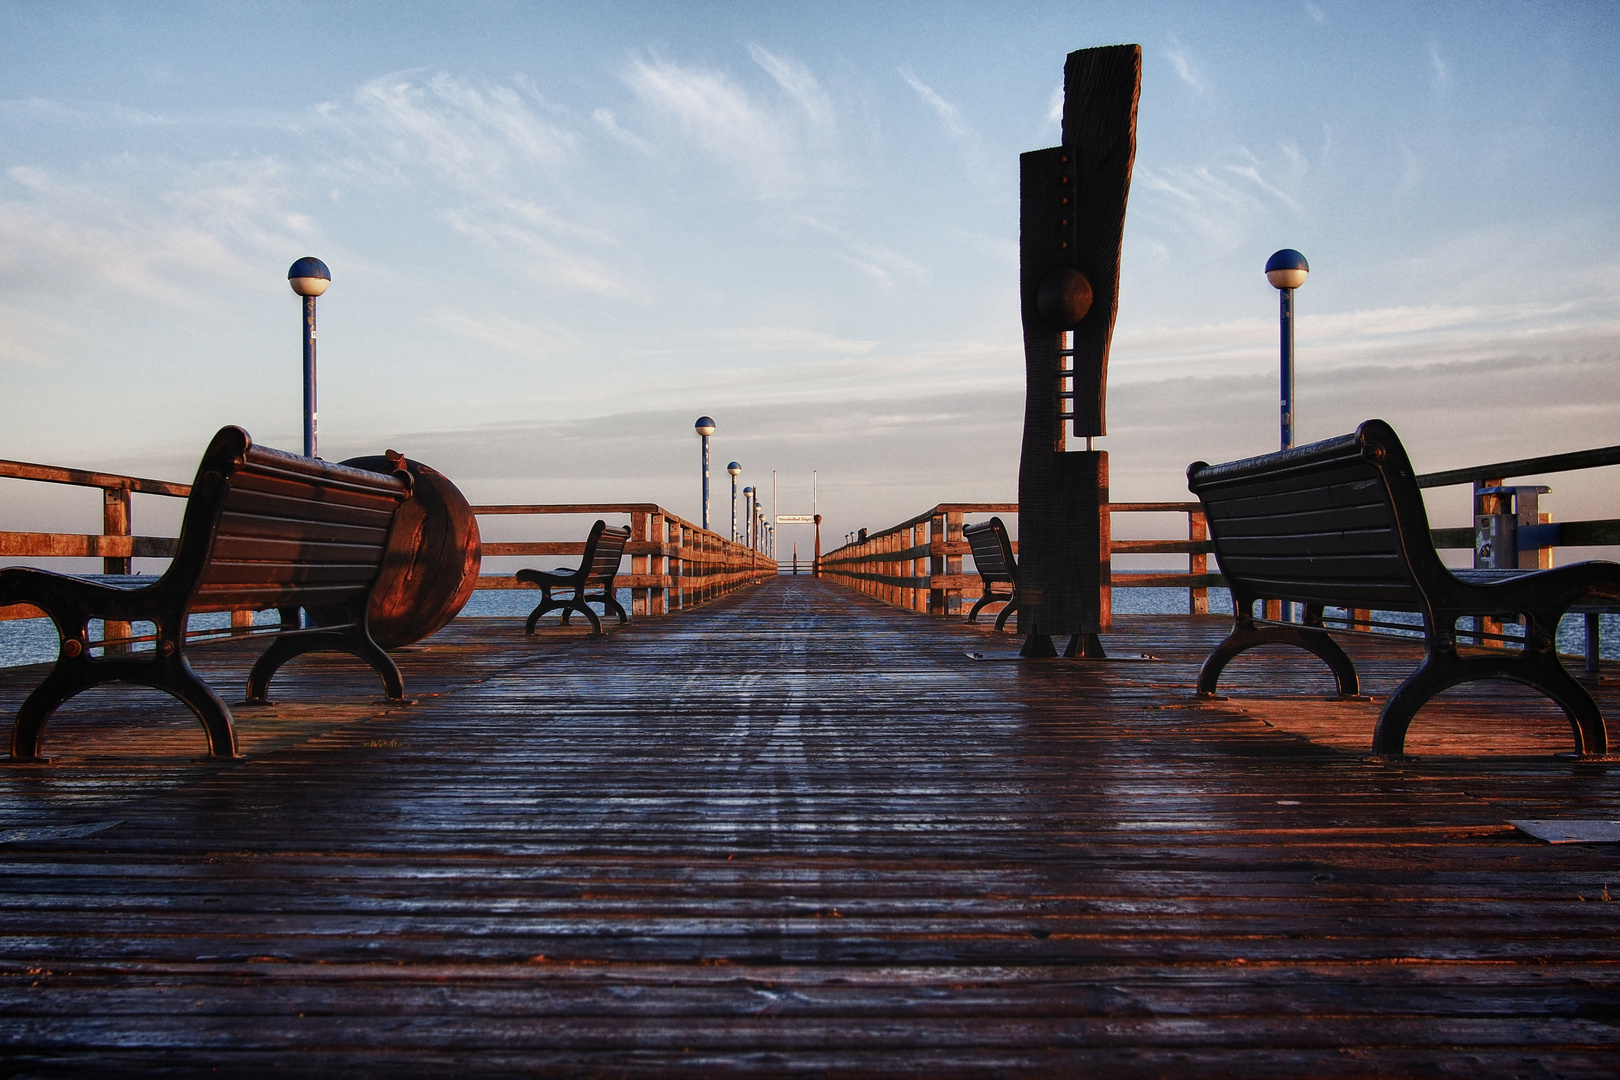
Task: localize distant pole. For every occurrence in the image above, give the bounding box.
[742,486,755,550]
[695,416,716,530]
[1265,249,1309,450]
[727,462,742,543]
[772,470,778,548]
[288,257,331,458]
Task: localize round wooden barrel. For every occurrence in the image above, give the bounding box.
[339,452,482,649]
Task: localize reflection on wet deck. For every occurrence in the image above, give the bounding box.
[3,576,1617,1075]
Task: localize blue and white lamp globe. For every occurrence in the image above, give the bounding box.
[1265,249,1308,290]
[727,461,742,476]
[694,416,716,437]
[288,256,331,297]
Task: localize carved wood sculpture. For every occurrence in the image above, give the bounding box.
[1016,44,1140,658]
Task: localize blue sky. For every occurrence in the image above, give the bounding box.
[2,0,1617,546]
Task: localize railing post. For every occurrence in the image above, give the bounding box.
[945,510,964,616]
[631,511,650,618]
[102,484,133,652]
[912,523,925,612]
[652,512,668,615]
[1474,477,1507,646]
[929,511,946,615]
[667,518,680,612]
[1188,509,1209,616]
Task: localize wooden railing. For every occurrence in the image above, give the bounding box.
[821,441,1620,620]
[0,455,772,626]
[818,502,1217,617]
[470,504,774,616]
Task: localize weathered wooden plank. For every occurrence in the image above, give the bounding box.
[1,578,1617,1073]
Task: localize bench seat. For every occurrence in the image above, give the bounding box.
[1,426,413,761]
[1188,419,1620,757]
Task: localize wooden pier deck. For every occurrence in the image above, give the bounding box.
[3,576,1618,1076]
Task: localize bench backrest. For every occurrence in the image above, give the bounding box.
[963,517,1017,585]
[170,427,412,615]
[1186,419,1442,611]
[582,520,632,587]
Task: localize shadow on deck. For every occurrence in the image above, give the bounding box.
[2,576,1618,1076]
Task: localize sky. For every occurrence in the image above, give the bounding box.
[2,0,1618,555]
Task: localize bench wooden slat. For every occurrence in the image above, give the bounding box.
[213,512,391,549]
[225,466,410,509]
[222,489,399,530]
[206,536,393,565]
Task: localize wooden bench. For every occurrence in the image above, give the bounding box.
[1,426,413,761]
[517,519,631,636]
[963,517,1019,630]
[1187,419,1620,757]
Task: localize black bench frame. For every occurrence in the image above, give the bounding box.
[963,517,1019,631]
[1,426,413,761]
[517,519,631,637]
[1188,419,1620,757]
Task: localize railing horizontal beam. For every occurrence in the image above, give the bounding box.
[0,532,177,559]
[0,459,190,498]
[1416,444,1620,489]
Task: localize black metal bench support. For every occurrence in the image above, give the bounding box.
[1196,605,1359,700]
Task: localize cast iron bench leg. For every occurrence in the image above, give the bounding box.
[12,654,239,762]
[246,630,406,705]
[1198,614,1360,699]
[1373,616,1607,758]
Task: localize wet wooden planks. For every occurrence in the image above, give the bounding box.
[1,577,1618,1077]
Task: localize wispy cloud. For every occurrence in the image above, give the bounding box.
[1165,39,1207,94]
[1135,144,1310,248]
[1304,2,1326,25]
[618,48,839,198]
[591,107,655,156]
[347,72,579,195]
[0,164,268,307]
[426,308,566,358]
[900,67,977,147]
[324,71,626,295]
[748,44,835,136]
[703,325,878,355]
[798,215,924,288]
[1428,45,1451,92]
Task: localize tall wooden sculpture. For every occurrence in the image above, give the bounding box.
[1017,44,1140,658]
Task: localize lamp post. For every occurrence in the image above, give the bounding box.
[288,257,331,458]
[1265,249,1309,451]
[742,486,755,550]
[727,462,742,543]
[694,416,716,530]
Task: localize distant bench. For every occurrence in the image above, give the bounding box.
[1187,419,1620,758]
[517,519,632,636]
[963,517,1019,631]
[1,426,413,761]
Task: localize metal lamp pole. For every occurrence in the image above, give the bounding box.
[288,257,331,458]
[727,462,742,543]
[1265,249,1309,451]
[742,487,755,550]
[694,417,716,530]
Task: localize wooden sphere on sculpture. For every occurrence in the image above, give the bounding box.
[1035,266,1094,330]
